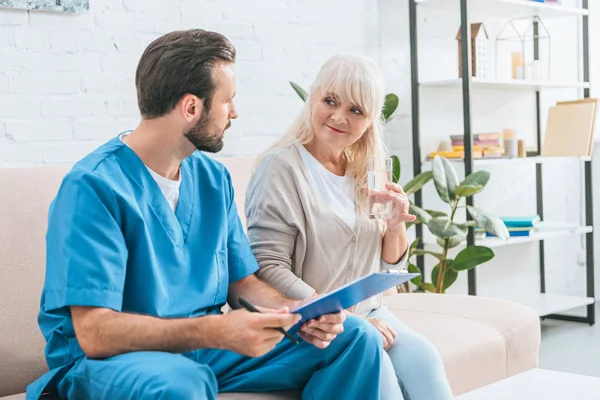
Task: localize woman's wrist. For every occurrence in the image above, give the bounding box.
[385,223,406,236]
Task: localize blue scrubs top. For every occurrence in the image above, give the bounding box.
[28,136,259,397]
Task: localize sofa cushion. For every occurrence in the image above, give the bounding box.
[0,166,72,397]
[386,293,541,395]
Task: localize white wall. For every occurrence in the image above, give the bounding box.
[0,0,378,165]
[0,0,597,302]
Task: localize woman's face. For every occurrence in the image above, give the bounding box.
[310,90,372,153]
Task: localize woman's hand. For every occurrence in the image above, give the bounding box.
[366,317,397,350]
[381,182,416,233]
[344,311,397,350]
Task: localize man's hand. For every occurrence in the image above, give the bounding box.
[218,307,301,357]
[298,311,345,349]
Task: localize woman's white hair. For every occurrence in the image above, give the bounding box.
[258,54,389,207]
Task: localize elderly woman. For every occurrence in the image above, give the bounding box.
[245,55,453,400]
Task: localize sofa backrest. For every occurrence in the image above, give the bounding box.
[0,157,255,396]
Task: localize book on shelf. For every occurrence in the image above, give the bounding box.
[478,227,534,238]
[502,215,540,228]
[428,150,484,159]
[431,131,507,160]
[475,215,540,238]
[452,139,502,147]
[450,133,501,142]
[452,145,491,152]
[485,227,534,238]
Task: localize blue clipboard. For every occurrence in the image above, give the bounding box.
[291,271,419,324]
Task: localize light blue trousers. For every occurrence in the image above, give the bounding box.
[56,315,383,400]
[370,306,454,400]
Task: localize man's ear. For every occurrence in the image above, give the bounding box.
[180,94,204,122]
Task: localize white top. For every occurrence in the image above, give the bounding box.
[119,133,181,212]
[298,144,356,230]
[297,144,406,271]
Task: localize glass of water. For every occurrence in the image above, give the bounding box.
[368,157,393,219]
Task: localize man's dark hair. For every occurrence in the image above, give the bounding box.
[135,29,236,119]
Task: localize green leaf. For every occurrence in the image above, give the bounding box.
[466,206,509,240]
[391,155,401,183]
[382,93,399,121]
[428,217,468,239]
[407,263,422,286]
[452,246,495,271]
[457,220,478,227]
[443,267,458,292]
[462,170,490,189]
[403,171,433,196]
[425,209,447,218]
[432,260,457,292]
[431,265,440,289]
[432,156,460,203]
[408,238,420,257]
[454,184,483,197]
[437,235,466,249]
[412,249,445,261]
[406,221,416,229]
[289,81,308,101]
[421,283,437,293]
[409,204,432,225]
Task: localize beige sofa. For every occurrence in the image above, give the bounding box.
[0,158,541,399]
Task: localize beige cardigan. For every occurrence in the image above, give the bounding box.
[245,143,404,315]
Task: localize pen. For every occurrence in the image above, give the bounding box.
[238,296,300,345]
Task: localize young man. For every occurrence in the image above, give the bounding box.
[26,30,383,400]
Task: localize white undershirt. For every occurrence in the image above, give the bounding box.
[298,144,408,270]
[119,134,181,212]
[298,144,356,230]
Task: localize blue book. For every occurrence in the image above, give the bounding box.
[501,215,540,228]
[291,272,419,325]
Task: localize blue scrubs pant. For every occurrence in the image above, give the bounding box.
[56,316,382,399]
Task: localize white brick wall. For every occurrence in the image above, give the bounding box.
[0,0,376,165]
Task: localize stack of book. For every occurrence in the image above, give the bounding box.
[429,133,505,159]
[482,215,541,237]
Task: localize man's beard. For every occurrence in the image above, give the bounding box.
[184,108,230,153]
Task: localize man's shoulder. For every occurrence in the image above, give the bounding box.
[59,138,128,194]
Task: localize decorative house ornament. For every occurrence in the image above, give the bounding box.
[0,0,89,13]
[456,22,489,79]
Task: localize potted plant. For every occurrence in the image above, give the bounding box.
[404,157,509,293]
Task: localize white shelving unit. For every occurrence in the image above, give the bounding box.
[424,225,593,248]
[409,0,595,323]
[420,78,591,91]
[423,155,592,166]
[496,293,595,317]
[415,0,589,19]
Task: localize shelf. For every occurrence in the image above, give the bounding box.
[423,155,592,166]
[495,293,595,316]
[415,0,589,19]
[419,78,591,91]
[479,225,593,248]
[424,225,593,248]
